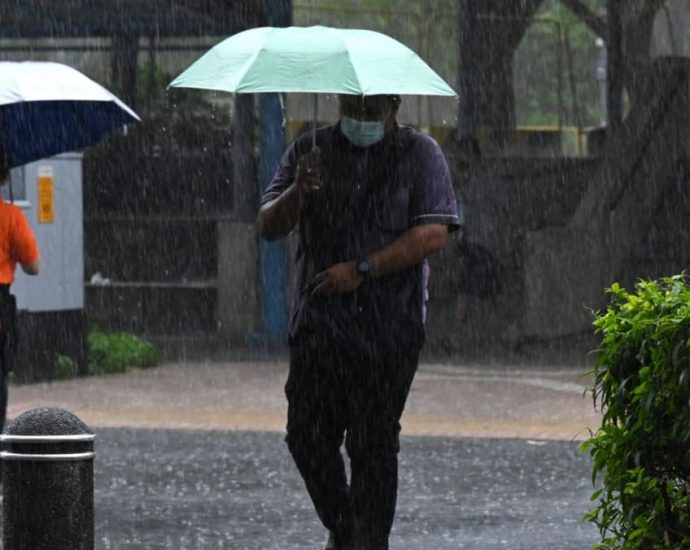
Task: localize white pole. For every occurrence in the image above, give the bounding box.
[312,94,318,150]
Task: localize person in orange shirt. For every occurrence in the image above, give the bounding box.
[0,147,39,434]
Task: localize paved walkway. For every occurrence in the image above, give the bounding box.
[8,360,601,441]
[4,361,603,549]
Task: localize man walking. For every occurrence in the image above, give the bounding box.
[258,94,459,549]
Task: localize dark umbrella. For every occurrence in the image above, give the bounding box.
[0,61,139,168]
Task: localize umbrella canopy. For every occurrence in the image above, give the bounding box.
[168,25,457,97]
[0,61,140,168]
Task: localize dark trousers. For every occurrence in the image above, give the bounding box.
[285,329,421,549]
[0,286,15,482]
[0,286,12,437]
[0,360,6,483]
[0,369,6,430]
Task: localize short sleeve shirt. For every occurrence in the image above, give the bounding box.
[0,199,39,284]
[261,122,459,341]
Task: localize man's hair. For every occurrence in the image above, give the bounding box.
[339,94,401,108]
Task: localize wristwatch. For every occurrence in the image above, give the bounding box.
[355,258,373,280]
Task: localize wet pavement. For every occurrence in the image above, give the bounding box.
[94,428,597,549]
[5,360,602,548]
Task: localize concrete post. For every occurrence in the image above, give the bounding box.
[1,407,95,550]
[217,220,261,343]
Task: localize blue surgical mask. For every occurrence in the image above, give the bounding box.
[340,116,385,147]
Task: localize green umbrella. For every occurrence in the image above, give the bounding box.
[169,25,457,146]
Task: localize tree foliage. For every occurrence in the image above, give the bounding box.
[581,276,690,549]
[514,0,606,128]
[293,0,673,133]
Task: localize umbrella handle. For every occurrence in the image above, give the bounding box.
[312,94,317,151]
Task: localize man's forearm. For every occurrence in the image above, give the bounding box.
[258,183,303,240]
[368,224,448,278]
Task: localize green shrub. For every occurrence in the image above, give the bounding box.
[87,329,159,375]
[54,354,77,380]
[581,275,690,549]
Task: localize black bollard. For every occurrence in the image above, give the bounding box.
[0,407,95,550]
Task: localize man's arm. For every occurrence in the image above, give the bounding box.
[308,224,448,295]
[258,183,304,241]
[258,147,321,241]
[368,224,448,278]
[11,208,40,276]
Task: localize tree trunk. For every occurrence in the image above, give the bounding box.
[622,1,665,112]
[457,0,544,133]
[457,0,478,138]
[110,33,139,109]
[607,0,624,138]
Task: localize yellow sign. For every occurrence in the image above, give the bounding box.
[37,166,54,224]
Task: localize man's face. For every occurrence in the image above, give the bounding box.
[338,95,397,131]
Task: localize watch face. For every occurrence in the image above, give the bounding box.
[357,260,370,274]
